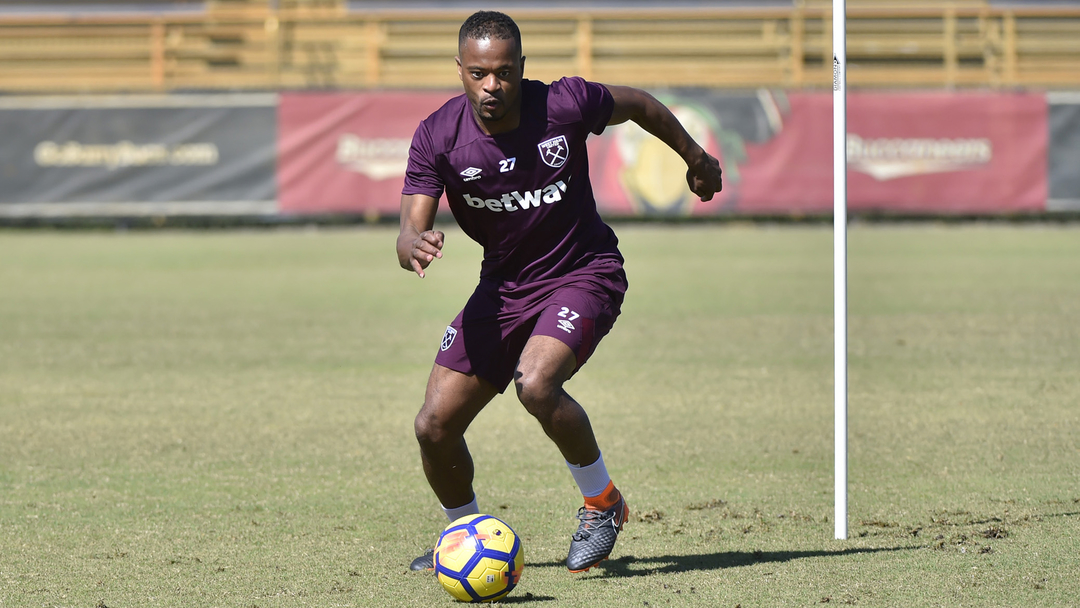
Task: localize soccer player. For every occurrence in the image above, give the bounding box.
[398,10,722,573]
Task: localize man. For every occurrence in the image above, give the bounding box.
[397,10,722,573]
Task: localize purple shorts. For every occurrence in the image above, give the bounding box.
[434,263,627,392]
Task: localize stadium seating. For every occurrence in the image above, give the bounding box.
[0,0,1077,92]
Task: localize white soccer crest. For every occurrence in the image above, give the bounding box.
[537,135,569,168]
[441,326,458,351]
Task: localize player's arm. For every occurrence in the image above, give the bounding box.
[604,84,722,202]
[397,193,444,279]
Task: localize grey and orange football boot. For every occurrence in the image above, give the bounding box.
[566,493,630,572]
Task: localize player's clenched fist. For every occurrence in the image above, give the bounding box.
[685,149,723,202]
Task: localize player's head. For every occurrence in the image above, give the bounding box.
[457,11,525,134]
[458,11,522,59]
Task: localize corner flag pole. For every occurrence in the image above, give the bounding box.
[832,0,848,541]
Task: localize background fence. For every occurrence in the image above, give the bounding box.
[2,1,1079,92]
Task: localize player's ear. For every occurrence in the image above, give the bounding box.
[520,55,526,76]
[455,56,463,82]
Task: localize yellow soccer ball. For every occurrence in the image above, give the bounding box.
[434,514,524,602]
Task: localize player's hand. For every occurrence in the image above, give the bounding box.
[409,229,445,278]
[685,149,723,202]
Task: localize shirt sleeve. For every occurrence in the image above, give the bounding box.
[558,76,615,136]
[401,120,445,199]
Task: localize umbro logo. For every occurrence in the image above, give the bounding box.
[460,167,483,182]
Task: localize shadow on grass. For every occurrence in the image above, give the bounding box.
[495,592,557,603]
[531,545,917,578]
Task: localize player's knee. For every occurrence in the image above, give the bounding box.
[414,407,454,448]
[514,372,560,419]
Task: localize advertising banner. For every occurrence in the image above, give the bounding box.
[590,91,1049,215]
[0,95,277,216]
[278,89,1049,218]
[845,92,1046,213]
[3,90,1050,218]
[1048,92,1080,211]
[277,91,455,215]
[587,89,775,216]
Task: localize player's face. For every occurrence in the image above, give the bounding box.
[457,36,524,135]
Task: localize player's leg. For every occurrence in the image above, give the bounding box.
[419,286,511,515]
[513,336,599,466]
[514,296,629,573]
[415,362,499,511]
[410,362,498,570]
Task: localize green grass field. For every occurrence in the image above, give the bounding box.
[1,224,1078,607]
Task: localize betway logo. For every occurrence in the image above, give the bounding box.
[848,134,992,181]
[463,180,567,212]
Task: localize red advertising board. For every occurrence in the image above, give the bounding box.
[844,92,1047,213]
[278,91,454,214]
[591,91,1048,215]
[278,90,1048,216]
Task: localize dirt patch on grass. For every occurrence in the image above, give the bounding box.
[979,525,1008,539]
[685,499,727,511]
[637,509,665,523]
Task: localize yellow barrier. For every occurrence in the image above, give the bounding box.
[1,4,1078,93]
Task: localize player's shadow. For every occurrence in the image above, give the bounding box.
[532,545,915,578]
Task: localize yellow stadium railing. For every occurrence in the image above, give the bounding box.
[1,3,1078,93]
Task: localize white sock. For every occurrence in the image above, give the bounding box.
[441,496,480,522]
[566,452,612,498]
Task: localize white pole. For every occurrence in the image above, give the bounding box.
[832,0,848,541]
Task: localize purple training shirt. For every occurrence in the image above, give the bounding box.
[403,77,625,293]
